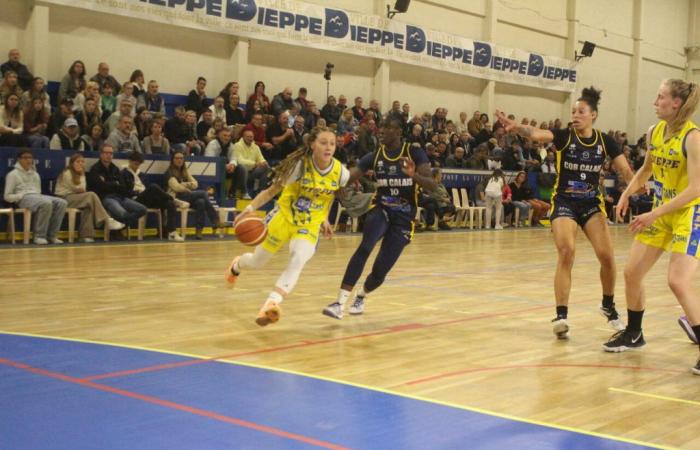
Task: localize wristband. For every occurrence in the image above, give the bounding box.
[243,204,255,213]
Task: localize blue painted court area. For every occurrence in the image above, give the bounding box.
[0,333,658,450]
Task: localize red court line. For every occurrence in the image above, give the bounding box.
[83,303,554,382]
[0,357,350,450]
[400,363,687,386]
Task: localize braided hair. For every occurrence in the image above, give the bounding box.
[270,125,335,187]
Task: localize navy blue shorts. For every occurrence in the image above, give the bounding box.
[550,195,606,227]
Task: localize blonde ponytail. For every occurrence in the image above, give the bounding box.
[664,79,700,135]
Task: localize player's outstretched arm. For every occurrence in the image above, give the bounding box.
[495,110,554,144]
[235,183,283,225]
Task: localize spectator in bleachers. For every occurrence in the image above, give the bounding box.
[245,98,263,123]
[351,96,366,122]
[356,119,378,159]
[0,93,26,147]
[506,175,532,226]
[457,112,469,134]
[164,106,186,142]
[367,99,382,125]
[445,147,469,168]
[292,115,308,145]
[74,81,102,115]
[501,143,524,171]
[121,151,184,241]
[208,95,226,122]
[337,107,358,136]
[467,143,489,170]
[407,123,425,148]
[232,128,269,196]
[321,95,341,126]
[90,62,121,94]
[186,76,208,119]
[467,110,482,136]
[48,98,74,137]
[337,94,348,111]
[100,83,117,121]
[0,70,23,104]
[3,148,67,244]
[271,87,294,117]
[509,170,549,226]
[219,81,239,106]
[431,108,447,131]
[50,118,85,151]
[242,112,273,154]
[225,93,245,126]
[418,168,454,231]
[529,118,538,127]
[302,100,321,130]
[386,100,403,126]
[197,109,214,143]
[58,60,86,104]
[23,96,50,149]
[81,123,105,152]
[75,97,102,136]
[173,110,203,155]
[1,49,33,91]
[116,82,137,117]
[205,116,225,143]
[137,80,165,115]
[129,69,146,98]
[88,144,147,229]
[204,127,247,198]
[266,110,298,164]
[402,103,411,123]
[106,115,142,153]
[20,77,50,112]
[133,106,151,141]
[246,81,270,115]
[166,150,227,239]
[55,152,124,242]
[483,169,506,229]
[522,141,542,171]
[142,120,170,154]
[294,87,309,113]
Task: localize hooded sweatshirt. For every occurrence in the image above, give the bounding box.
[3,161,41,203]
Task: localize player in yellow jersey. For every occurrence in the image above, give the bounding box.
[224,126,349,326]
[603,79,700,374]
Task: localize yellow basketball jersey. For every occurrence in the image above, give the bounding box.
[277,157,343,227]
[649,120,700,207]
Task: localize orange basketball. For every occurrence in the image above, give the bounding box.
[235,217,267,246]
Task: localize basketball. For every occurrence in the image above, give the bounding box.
[235,217,267,246]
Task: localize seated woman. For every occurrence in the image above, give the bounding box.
[510,170,549,226]
[166,150,229,239]
[23,96,50,149]
[142,120,170,155]
[55,153,124,242]
[81,123,105,152]
[418,168,455,230]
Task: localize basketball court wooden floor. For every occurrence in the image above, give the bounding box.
[1,227,698,449]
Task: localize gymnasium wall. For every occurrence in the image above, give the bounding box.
[1,0,695,140]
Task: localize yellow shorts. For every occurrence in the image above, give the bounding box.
[260,212,320,254]
[635,204,700,258]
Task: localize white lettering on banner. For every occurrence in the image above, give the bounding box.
[39,0,577,91]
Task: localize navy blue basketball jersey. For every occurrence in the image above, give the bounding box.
[359,142,429,215]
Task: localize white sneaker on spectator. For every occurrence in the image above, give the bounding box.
[50,237,64,244]
[174,199,190,209]
[494,225,504,230]
[81,237,95,243]
[241,193,252,200]
[168,231,185,242]
[108,218,125,230]
[34,237,48,245]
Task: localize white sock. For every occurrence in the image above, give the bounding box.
[233,259,241,274]
[356,286,367,298]
[267,290,284,304]
[336,289,351,305]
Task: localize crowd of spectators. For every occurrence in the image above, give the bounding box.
[1,47,645,242]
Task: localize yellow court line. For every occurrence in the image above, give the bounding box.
[609,387,700,407]
[0,330,675,450]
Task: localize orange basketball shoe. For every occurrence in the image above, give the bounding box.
[255,299,281,327]
[225,256,240,287]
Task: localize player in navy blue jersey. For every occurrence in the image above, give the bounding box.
[496,87,634,339]
[322,116,436,319]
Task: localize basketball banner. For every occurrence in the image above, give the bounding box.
[38,0,577,92]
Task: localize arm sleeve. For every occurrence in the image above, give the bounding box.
[358,152,375,172]
[551,129,570,151]
[3,172,21,203]
[339,164,350,187]
[602,133,622,159]
[409,145,430,166]
[168,176,189,193]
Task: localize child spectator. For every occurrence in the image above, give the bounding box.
[484,169,506,229]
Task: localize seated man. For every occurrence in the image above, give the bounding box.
[271,87,294,117]
[104,98,134,136]
[121,151,185,242]
[243,112,274,159]
[49,118,85,151]
[232,129,270,196]
[48,98,74,137]
[136,80,165,115]
[106,114,142,153]
[204,127,247,199]
[87,144,147,228]
[3,148,67,244]
[445,147,469,169]
[266,110,298,165]
[1,49,33,91]
[90,62,121,94]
